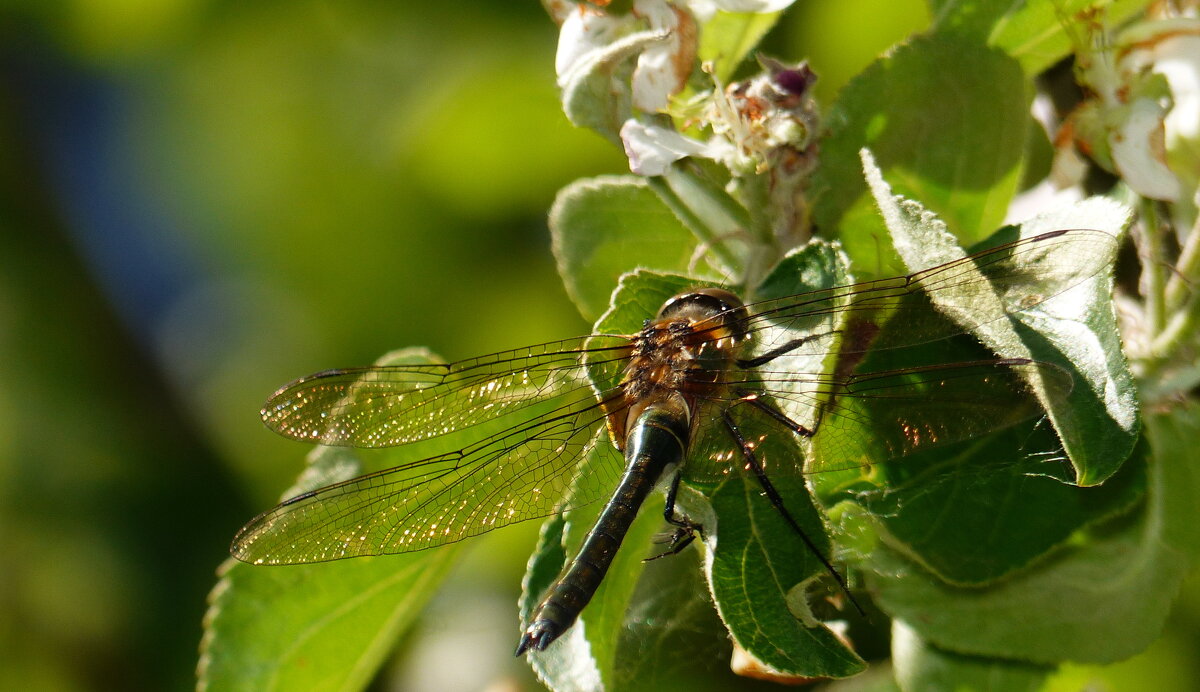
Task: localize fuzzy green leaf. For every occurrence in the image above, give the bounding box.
[860,421,1146,585]
[863,151,1137,486]
[927,0,1148,76]
[812,35,1028,272]
[200,350,460,692]
[550,176,700,322]
[870,401,1200,665]
[201,541,456,692]
[698,10,783,83]
[705,430,866,679]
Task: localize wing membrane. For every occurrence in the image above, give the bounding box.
[261,335,632,448]
[233,389,627,563]
[722,230,1116,362]
[803,360,1072,474]
[683,359,1072,480]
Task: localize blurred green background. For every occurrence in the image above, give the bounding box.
[1,1,1197,690]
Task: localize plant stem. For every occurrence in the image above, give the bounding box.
[1140,198,1167,335]
[1165,208,1200,311]
[1146,201,1200,366]
[649,163,755,282]
[1151,291,1200,360]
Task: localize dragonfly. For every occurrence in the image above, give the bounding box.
[231,229,1115,655]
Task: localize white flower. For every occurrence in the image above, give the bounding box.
[620,119,730,175]
[554,4,629,88]
[551,0,699,114]
[1121,20,1200,142]
[631,0,698,112]
[708,0,796,11]
[1111,19,1200,201]
[1154,34,1200,146]
[1111,97,1180,201]
[1056,17,1200,202]
[688,0,797,19]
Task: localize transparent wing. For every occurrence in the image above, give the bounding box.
[797,359,1073,474]
[713,229,1117,362]
[261,335,632,448]
[233,390,628,563]
[683,359,1073,482]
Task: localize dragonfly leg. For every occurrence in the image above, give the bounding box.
[645,470,704,562]
[737,389,817,437]
[736,330,837,369]
[721,408,864,616]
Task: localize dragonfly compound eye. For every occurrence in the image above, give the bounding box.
[657,287,750,339]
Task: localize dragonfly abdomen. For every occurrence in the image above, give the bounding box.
[516,395,691,655]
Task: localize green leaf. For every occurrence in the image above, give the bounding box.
[754,239,852,305]
[870,401,1200,664]
[892,620,1052,692]
[598,269,707,334]
[201,540,457,692]
[698,10,783,83]
[988,0,1147,76]
[925,0,1012,40]
[799,249,1139,584]
[811,34,1029,271]
[550,176,700,322]
[863,151,1138,486]
[610,546,746,691]
[861,421,1146,585]
[520,514,568,630]
[704,418,866,679]
[926,0,1148,76]
[751,241,854,437]
[1148,403,1200,562]
[995,198,1139,486]
[200,349,461,691]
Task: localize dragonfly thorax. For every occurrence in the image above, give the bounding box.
[609,288,751,447]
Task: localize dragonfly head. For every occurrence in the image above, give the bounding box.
[657,287,751,344]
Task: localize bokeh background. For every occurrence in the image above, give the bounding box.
[2,1,1197,690]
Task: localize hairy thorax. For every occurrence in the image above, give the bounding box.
[604,288,750,449]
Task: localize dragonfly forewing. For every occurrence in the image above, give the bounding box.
[733,230,1118,363]
[235,345,634,564]
[677,359,1072,482]
[801,359,1074,474]
[261,336,631,448]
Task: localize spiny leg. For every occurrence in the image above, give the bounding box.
[721,406,865,616]
[736,330,837,369]
[644,470,704,562]
[739,390,818,438]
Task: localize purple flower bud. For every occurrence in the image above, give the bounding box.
[772,62,816,96]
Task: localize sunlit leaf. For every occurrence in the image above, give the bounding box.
[550,176,700,322]
[698,10,783,83]
[870,401,1200,664]
[812,35,1028,272]
[202,350,462,691]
